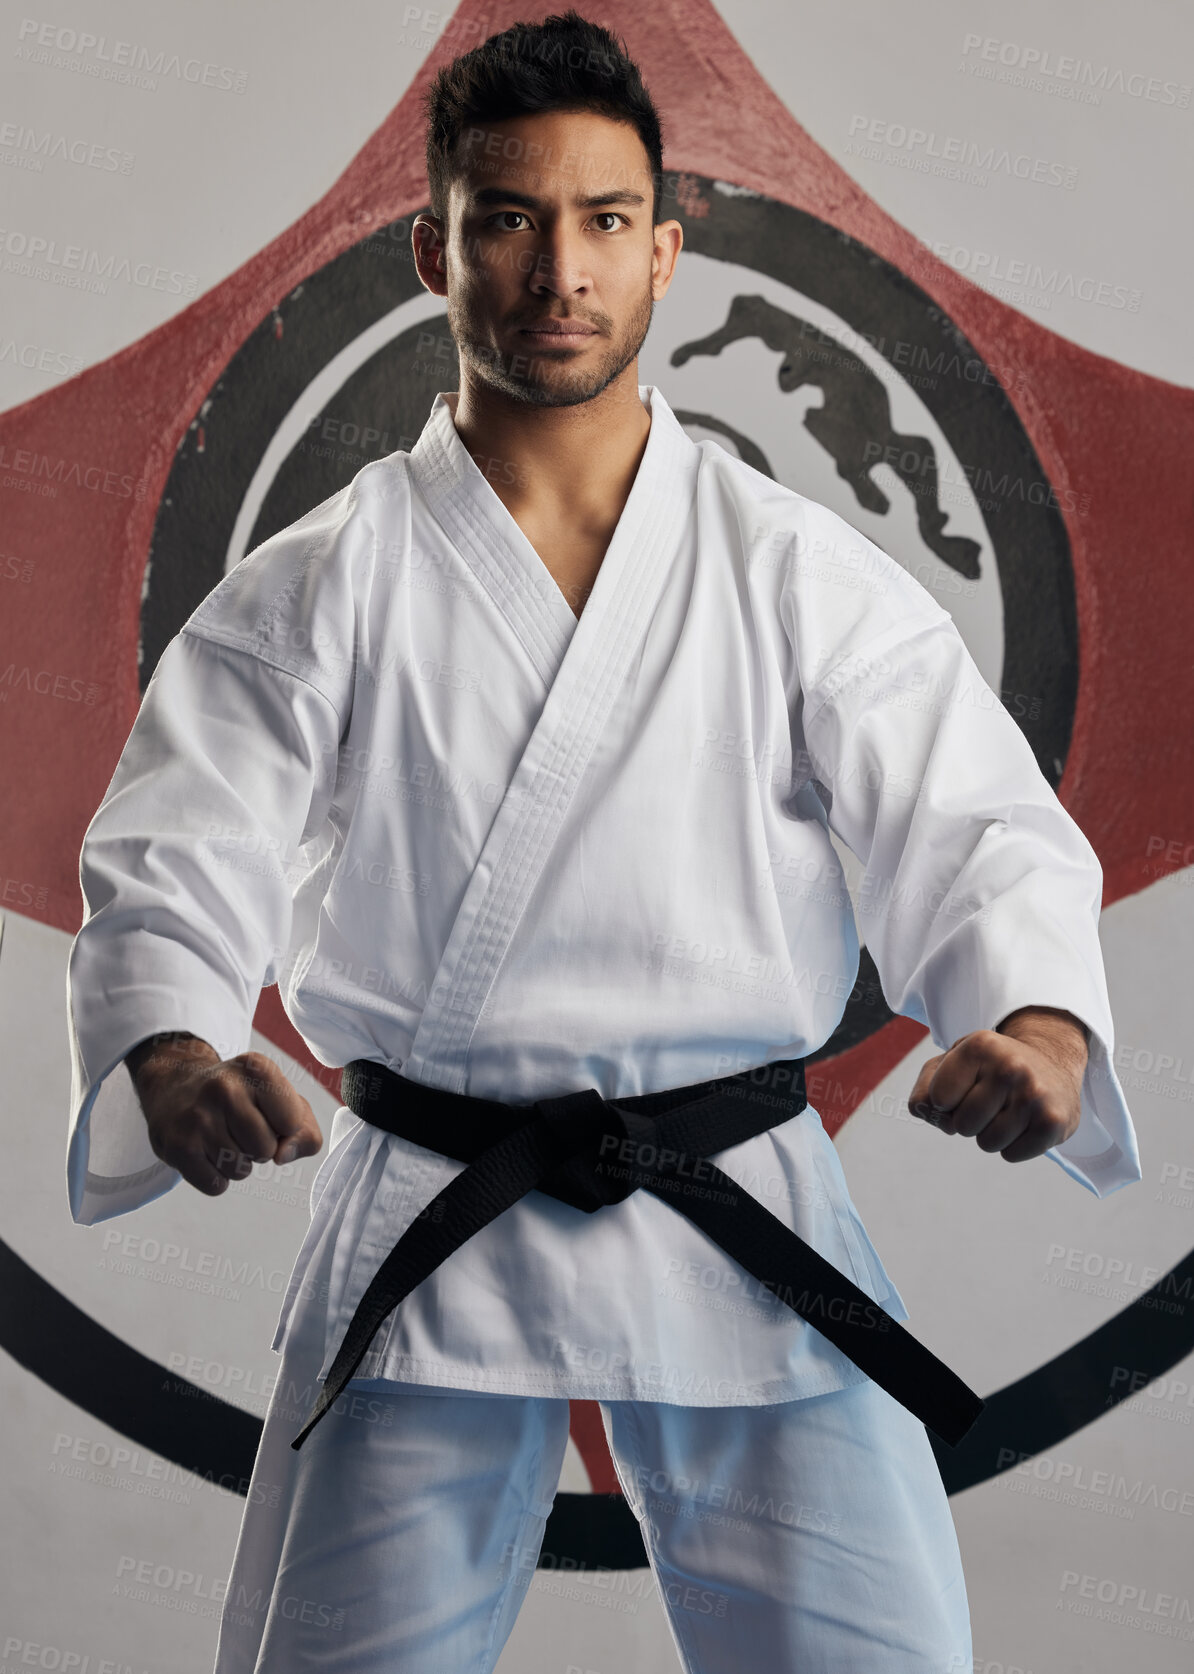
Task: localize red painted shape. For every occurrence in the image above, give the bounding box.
[2,0,1189,1475]
[567,1398,622,1493]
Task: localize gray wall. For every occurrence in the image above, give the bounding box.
[2,3,1189,1671]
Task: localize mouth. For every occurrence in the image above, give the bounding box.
[517,319,600,345]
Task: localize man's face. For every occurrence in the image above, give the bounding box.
[418,108,681,409]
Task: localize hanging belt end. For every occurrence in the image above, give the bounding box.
[930,1388,987,1449]
[291,1386,335,1451]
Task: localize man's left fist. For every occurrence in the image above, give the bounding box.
[907,1006,1089,1164]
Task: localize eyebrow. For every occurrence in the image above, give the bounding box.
[470,186,647,210]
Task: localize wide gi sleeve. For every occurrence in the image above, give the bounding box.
[788,509,1141,1200]
[65,477,373,1226]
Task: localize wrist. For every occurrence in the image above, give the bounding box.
[124,1031,209,1085]
[995,1006,1089,1070]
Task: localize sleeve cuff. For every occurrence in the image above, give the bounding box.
[65,991,254,1226]
[974,988,1142,1199]
[1046,1015,1143,1199]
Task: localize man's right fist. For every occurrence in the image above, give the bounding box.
[124,1032,324,1197]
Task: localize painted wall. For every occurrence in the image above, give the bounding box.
[1,3,1191,1670]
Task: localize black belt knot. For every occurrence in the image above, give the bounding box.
[533,1087,677,1212]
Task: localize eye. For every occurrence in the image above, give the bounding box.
[482,209,629,233]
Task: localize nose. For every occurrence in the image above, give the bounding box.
[525,224,593,300]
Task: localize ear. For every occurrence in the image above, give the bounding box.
[412,215,449,297]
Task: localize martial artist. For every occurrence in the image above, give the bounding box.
[65,11,1140,1672]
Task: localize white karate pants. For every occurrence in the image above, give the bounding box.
[212,1289,972,1671]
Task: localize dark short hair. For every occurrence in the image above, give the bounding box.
[423,9,665,226]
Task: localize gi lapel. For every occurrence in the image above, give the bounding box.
[400,385,698,1093]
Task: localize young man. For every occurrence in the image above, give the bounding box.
[65,11,1139,1672]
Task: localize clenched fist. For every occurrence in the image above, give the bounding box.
[907,1004,1090,1165]
[125,1031,324,1197]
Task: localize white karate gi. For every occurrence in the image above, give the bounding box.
[65,383,1140,1670]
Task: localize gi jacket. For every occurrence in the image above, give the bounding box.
[64,385,1141,1406]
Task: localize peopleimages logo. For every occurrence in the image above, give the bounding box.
[959,34,1191,107]
[0,122,134,174]
[907,242,1142,314]
[0,227,197,296]
[14,18,249,93]
[846,115,1079,189]
[0,444,143,497]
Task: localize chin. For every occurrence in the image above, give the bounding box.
[488,347,636,410]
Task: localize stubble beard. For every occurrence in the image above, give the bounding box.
[448,285,655,410]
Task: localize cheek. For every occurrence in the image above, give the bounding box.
[486,243,544,283]
[610,279,656,330]
[455,243,515,292]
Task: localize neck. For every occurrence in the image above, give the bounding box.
[447,364,652,522]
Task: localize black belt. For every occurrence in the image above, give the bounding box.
[291,1057,985,1451]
